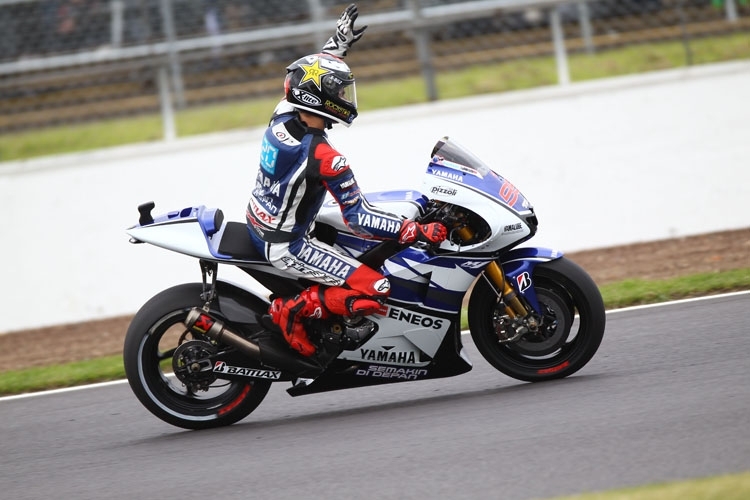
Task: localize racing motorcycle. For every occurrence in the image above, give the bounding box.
[123,136,606,430]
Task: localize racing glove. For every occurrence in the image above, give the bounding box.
[399,220,448,245]
[322,3,367,58]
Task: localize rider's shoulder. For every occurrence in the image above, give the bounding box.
[268,113,308,144]
[312,139,350,177]
[270,100,296,118]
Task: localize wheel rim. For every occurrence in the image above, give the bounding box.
[137,308,253,421]
[488,280,588,370]
[506,287,574,357]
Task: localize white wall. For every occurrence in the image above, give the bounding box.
[2,61,749,333]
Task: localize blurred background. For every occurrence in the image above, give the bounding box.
[1,0,749,160]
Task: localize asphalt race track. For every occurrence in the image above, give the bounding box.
[1,293,748,500]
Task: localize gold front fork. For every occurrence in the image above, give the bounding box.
[453,222,531,320]
[484,261,529,318]
[455,225,474,242]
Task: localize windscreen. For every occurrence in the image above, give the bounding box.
[430,136,493,177]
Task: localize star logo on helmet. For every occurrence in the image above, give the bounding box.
[298,58,331,90]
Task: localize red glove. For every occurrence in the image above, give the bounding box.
[399,220,448,245]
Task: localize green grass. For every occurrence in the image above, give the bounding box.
[0,355,124,396]
[1,268,748,398]
[1,31,749,162]
[550,470,750,500]
[600,268,750,309]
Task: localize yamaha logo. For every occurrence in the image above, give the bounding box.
[292,88,322,106]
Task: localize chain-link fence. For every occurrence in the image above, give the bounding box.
[1,0,749,134]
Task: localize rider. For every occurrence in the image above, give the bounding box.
[246,4,447,357]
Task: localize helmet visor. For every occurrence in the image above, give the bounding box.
[323,74,357,107]
[339,81,357,107]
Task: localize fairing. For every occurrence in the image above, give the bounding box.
[125,137,564,393]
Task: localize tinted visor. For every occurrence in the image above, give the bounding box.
[323,74,357,107]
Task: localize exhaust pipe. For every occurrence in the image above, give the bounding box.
[185,308,261,357]
[183,307,321,375]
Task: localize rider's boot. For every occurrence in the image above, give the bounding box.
[269,267,389,356]
[269,290,384,357]
[320,287,384,317]
[322,265,390,317]
[269,286,328,357]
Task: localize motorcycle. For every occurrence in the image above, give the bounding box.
[123,136,605,430]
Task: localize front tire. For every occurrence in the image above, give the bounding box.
[123,283,271,429]
[468,257,605,382]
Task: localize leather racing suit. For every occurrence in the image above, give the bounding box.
[246,102,403,355]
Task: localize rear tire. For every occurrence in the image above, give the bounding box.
[123,283,271,429]
[468,257,605,382]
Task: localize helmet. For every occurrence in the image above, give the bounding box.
[284,53,358,127]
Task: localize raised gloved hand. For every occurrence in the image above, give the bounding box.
[322,3,367,58]
[399,220,448,245]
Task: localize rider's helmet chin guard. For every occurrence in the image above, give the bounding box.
[284,53,358,128]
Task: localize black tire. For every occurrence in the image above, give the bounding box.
[468,257,606,382]
[123,283,272,429]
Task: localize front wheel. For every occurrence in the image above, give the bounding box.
[123,283,272,430]
[468,257,605,382]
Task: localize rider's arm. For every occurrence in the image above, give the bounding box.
[316,144,403,240]
[314,142,446,244]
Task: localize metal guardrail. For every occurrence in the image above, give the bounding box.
[0,0,746,138]
[0,0,590,139]
[0,0,585,75]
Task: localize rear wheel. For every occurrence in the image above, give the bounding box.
[123,283,271,429]
[468,257,605,382]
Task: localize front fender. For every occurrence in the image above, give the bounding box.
[497,247,565,313]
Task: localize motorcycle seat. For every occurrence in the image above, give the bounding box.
[217,221,267,262]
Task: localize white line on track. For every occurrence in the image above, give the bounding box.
[603,290,749,314]
[2,291,747,403]
[0,379,128,402]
